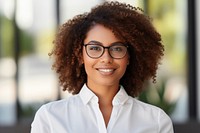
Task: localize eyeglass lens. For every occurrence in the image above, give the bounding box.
[85,42,128,59]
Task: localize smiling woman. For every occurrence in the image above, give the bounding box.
[82,24,129,93]
[31,1,174,133]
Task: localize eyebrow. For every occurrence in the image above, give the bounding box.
[86,40,125,46]
[87,40,101,44]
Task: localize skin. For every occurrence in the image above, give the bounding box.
[82,24,129,126]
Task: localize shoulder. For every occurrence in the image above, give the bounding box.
[31,95,82,133]
[32,95,82,125]
[127,97,174,132]
[48,94,82,108]
[129,97,163,112]
[36,94,82,115]
[128,97,171,121]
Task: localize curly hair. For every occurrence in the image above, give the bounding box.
[50,1,164,97]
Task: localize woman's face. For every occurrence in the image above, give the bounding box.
[83,24,129,88]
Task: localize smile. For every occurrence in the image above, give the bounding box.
[98,69,115,72]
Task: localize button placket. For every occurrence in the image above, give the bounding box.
[92,103,107,133]
[106,104,120,132]
[90,96,107,133]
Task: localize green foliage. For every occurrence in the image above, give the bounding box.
[18,104,36,118]
[19,29,35,56]
[139,81,176,115]
[0,15,34,57]
[0,15,14,57]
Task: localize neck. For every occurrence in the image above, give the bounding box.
[86,83,119,127]
[87,83,119,105]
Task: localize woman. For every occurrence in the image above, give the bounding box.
[31,1,174,133]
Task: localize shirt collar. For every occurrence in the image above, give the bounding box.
[79,84,129,105]
[79,84,98,105]
[112,85,129,105]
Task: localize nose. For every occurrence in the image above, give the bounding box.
[100,49,113,63]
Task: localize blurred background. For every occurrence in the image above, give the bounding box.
[0,0,199,132]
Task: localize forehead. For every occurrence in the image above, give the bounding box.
[84,24,121,46]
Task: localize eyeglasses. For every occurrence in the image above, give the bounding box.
[84,42,128,59]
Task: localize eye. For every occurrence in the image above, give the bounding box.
[110,45,125,52]
[88,45,102,51]
[112,47,122,51]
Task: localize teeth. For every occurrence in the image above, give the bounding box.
[98,69,114,72]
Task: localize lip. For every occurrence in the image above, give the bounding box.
[98,68,114,72]
[96,67,116,76]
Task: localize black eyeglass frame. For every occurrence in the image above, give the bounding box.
[83,43,129,59]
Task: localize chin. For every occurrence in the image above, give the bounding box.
[96,79,119,87]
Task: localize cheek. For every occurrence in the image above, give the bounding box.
[121,54,129,66]
[82,48,88,64]
[119,56,129,73]
[83,49,90,64]
[82,50,94,72]
[121,62,128,73]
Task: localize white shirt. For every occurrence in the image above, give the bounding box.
[31,84,174,133]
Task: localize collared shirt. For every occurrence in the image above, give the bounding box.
[31,84,174,133]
